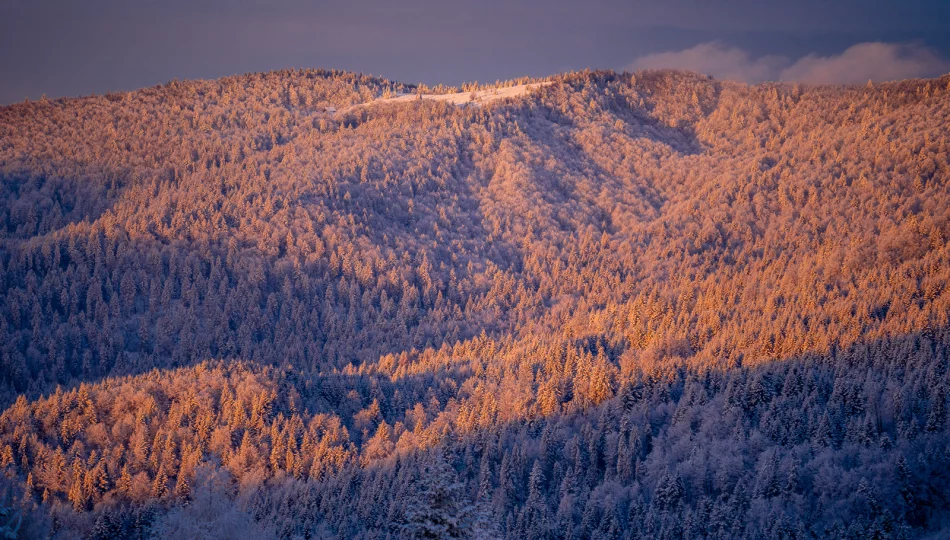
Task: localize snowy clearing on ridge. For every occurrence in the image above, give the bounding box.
[362,82,553,109]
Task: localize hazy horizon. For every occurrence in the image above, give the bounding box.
[2,0,950,104]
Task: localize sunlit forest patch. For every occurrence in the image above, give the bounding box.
[0,68,948,538]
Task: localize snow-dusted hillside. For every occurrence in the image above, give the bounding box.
[366,81,552,108]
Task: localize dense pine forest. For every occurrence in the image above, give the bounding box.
[0,67,949,538]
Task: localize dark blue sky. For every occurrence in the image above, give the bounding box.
[2,0,949,104]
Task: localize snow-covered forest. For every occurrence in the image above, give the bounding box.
[0,68,948,538]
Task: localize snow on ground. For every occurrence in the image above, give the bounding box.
[357,82,553,110]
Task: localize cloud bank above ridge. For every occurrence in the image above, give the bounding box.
[629,42,950,84]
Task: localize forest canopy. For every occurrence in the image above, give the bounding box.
[0,68,948,538]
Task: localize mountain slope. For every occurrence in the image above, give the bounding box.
[0,68,948,538]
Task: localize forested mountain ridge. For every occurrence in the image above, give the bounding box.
[0,68,948,538]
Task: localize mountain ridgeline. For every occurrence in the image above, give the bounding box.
[0,68,949,538]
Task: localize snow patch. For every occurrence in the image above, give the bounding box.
[362,82,552,110]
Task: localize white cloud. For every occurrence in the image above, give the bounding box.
[628,41,950,84]
[778,42,949,85]
[629,42,788,83]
